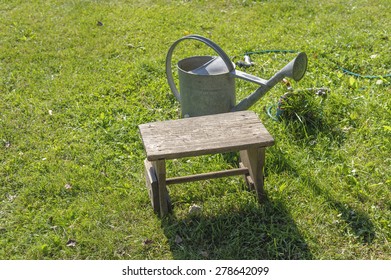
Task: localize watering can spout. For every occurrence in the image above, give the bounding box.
[232,52,308,111]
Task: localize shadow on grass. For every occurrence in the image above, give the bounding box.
[270,149,375,244]
[270,96,375,244]
[161,196,312,260]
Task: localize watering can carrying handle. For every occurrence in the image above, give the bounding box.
[166,35,235,102]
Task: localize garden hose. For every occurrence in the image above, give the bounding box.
[236,50,391,80]
[244,50,297,55]
[235,50,297,67]
[337,66,391,79]
[266,104,279,121]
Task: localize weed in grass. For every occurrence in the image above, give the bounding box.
[277,89,330,139]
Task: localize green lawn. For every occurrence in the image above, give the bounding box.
[0,0,390,259]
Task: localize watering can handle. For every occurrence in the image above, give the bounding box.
[165,35,235,102]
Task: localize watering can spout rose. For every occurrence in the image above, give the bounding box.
[166,35,308,117]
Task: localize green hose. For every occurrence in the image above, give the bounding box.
[240,50,391,79]
[337,66,391,79]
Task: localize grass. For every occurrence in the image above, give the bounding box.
[0,0,390,259]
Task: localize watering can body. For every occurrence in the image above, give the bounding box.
[177,56,236,117]
[166,35,307,117]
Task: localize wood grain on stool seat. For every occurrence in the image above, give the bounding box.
[139,111,274,161]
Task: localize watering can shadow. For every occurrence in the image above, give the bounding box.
[166,35,308,117]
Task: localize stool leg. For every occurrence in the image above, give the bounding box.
[144,159,159,213]
[240,147,266,203]
[152,160,169,217]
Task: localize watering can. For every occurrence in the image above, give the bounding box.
[166,35,308,117]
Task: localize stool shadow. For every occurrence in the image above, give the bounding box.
[161,196,313,260]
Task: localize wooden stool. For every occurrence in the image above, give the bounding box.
[139,111,274,217]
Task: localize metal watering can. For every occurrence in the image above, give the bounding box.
[166,34,308,117]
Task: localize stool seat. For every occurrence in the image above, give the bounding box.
[138,111,274,217]
[139,111,274,161]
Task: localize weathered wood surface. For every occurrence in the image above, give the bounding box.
[151,159,169,215]
[139,111,274,161]
[240,147,266,202]
[166,166,249,185]
[144,159,159,212]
